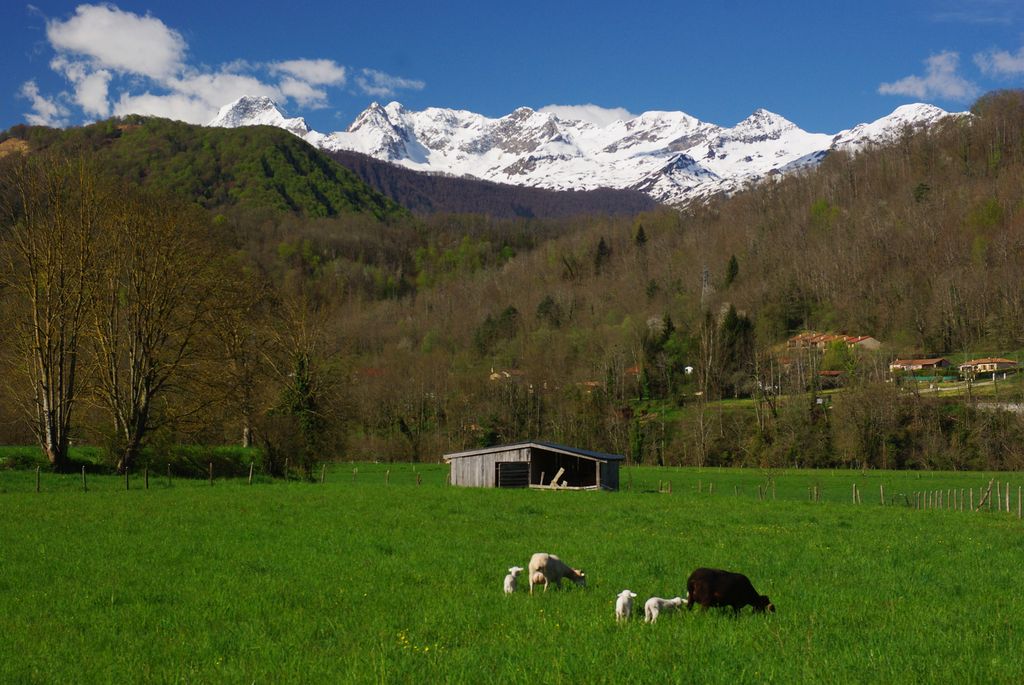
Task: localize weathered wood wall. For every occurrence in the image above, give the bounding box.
[449,446,531,487]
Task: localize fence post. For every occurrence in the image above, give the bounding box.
[82,465,87,493]
[386,469,390,485]
[852,483,856,504]
[352,467,357,483]
[970,488,974,511]
[209,462,213,486]
[145,467,149,490]
[248,462,254,485]
[35,466,40,493]
[125,468,129,491]
[416,473,422,486]
[321,464,326,484]
[1006,482,1010,513]
[167,463,171,487]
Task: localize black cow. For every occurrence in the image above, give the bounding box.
[685,567,775,614]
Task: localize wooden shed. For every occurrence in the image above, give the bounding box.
[443,441,623,491]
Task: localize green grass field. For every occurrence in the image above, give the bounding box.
[2,463,1023,683]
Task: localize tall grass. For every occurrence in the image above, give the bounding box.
[2,464,1022,683]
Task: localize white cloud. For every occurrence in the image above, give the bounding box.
[110,72,285,124]
[75,70,112,117]
[355,68,425,98]
[111,91,218,124]
[21,4,421,126]
[279,78,328,109]
[46,4,186,80]
[270,59,347,86]
[18,80,70,127]
[539,104,637,127]
[878,51,980,101]
[51,56,111,118]
[975,46,1024,76]
[168,71,283,108]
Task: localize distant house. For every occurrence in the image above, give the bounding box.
[818,369,844,388]
[845,335,882,351]
[959,358,1018,375]
[889,358,951,372]
[787,331,881,351]
[489,368,526,382]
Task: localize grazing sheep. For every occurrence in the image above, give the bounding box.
[504,566,524,594]
[644,596,685,623]
[685,567,774,614]
[528,552,586,594]
[615,590,638,622]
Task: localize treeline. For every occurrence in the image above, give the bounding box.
[3,91,1024,473]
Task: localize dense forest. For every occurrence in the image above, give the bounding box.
[3,90,1024,474]
[326,148,659,218]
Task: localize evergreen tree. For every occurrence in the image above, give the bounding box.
[634,224,647,248]
[594,236,611,274]
[724,254,739,287]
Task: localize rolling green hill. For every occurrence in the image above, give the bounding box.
[1,116,404,220]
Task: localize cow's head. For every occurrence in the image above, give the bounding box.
[572,570,586,587]
[755,595,775,613]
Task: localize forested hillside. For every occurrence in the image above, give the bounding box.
[327,149,660,218]
[0,116,403,219]
[3,91,1024,473]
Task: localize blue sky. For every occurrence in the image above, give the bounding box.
[4,1,1024,133]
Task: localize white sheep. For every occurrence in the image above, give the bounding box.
[528,552,586,594]
[504,566,524,594]
[644,596,685,623]
[615,590,638,622]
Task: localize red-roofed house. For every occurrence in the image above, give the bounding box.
[889,358,951,372]
[958,358,1018,375]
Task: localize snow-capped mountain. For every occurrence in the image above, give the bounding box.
[208,96,959,206]
[209,96,311,138]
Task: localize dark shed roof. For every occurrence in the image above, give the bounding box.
[443,441,625,462]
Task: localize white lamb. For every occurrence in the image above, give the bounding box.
[644,596,685,623]
[615,590,638,622]
[504,566,524,594]
[528,552,586,594]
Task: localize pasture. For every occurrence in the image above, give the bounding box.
[2,463,1023,683]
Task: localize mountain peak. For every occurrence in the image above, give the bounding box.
[737,108,797,132]
[830,102,964,153]
[208,95,308,136]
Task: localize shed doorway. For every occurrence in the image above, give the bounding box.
[495,461,529,488]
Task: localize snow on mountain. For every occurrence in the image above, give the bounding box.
[830,103,954,153]
[207,96,960,206]
[209,96,310,138]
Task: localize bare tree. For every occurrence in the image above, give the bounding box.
[90,191,220,473]
[0,155,107,471]
[259,292,342,477]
